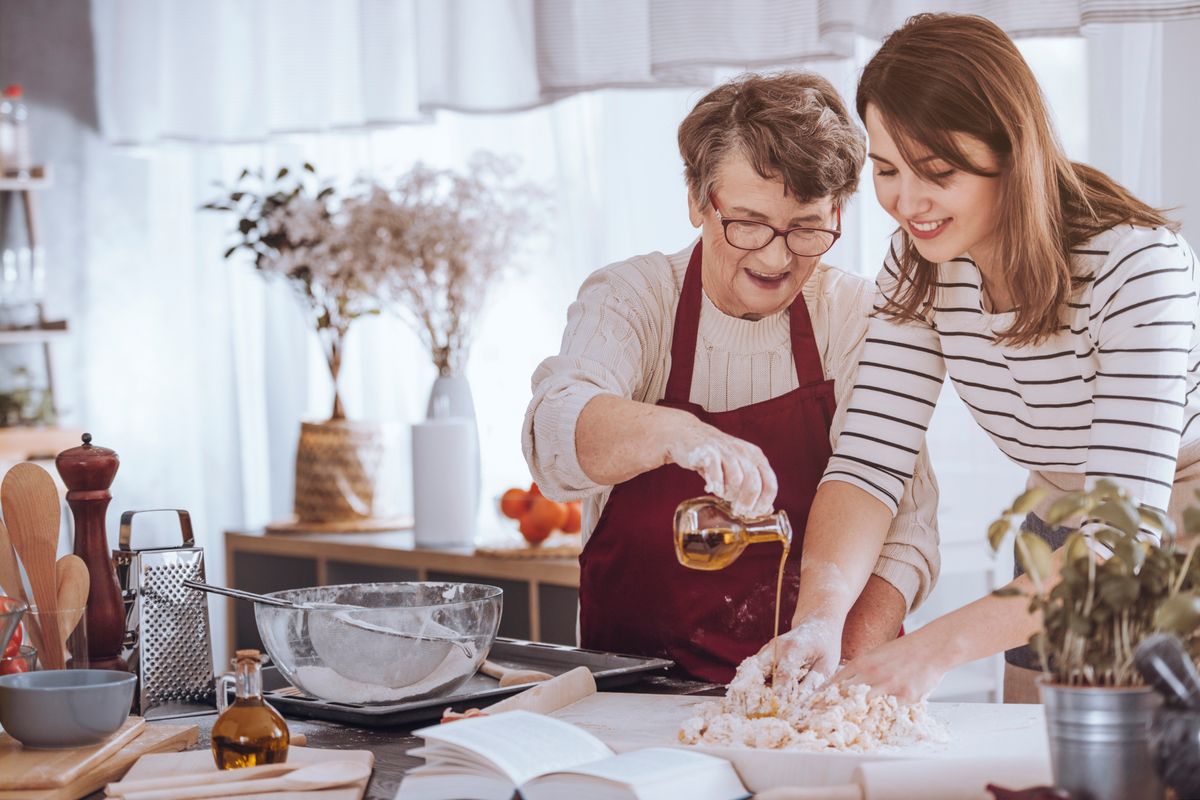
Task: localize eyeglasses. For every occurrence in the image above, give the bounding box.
[709,193,841,257]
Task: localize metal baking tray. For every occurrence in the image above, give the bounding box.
[261,637,673,727]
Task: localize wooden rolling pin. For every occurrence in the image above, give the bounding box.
[479,659,553,687]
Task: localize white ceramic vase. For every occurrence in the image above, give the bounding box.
[424,373,481,518]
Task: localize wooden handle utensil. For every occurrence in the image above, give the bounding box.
[55,554,89,653]
[480,659,554,687]
[2,463,64,668]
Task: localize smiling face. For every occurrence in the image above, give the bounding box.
[864,104,1005,270]
[690,152,836,320]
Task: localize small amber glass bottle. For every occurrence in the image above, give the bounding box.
[674,495,792,570]
[211,649,290,769]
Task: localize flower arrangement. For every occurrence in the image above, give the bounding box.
[204,164,382,420]
[988,481,1200,686]
[360,153,543,376]
[204,155,542,416]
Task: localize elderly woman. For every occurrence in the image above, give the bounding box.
[522,72,939,683]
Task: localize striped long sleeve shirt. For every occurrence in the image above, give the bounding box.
[823,225,1200,524]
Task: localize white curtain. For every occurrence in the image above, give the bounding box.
[91,0,1200,145]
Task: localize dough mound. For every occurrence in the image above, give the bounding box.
[678,655,948,752]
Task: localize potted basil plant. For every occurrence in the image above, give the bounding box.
[988,480,1200,800]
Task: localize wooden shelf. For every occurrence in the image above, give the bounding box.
[0,320,68,344]
[0,426,84,460]
[0,164,52,191]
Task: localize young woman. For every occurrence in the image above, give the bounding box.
[766,13,1199,702]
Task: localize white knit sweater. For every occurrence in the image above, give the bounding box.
[522,242,941,611]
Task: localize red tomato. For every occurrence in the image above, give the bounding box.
[0,656,29,675]
[2,623,21,659]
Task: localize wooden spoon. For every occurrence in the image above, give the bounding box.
[120,760,371,800]
[2,463,64,669]
[55,554,89,657]
[480,659,554,687]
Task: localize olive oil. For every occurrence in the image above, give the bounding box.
[674,496,793,671]
[212,649,290,770]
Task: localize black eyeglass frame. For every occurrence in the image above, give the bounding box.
[709,192,842,257]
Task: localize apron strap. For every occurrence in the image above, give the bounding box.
[664,241,827,403]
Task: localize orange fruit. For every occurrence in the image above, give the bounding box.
[528,482,542,499]
[519,513,554,545]
[527,496,569,532]
[562,502,582,533]
[500,488,529,519]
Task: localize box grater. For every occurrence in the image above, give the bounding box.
[113,508,216,719]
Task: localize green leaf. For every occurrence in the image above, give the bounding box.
[1093,499,1141,537]
[1093,526,1126,555]
[1139,506,1176,539]
[1064,531,1091,563]
[1010,487,1048,516]
[238,218,255,235]
[1093,479,1122,500]
[223,245,237,259]
[1114,538,1145,572]
[1045,494,1088,526]
[1067,612,1093,637]
[987,519,1011,552]
[1017,531,1054,585]
[1154,592,1200,634]
[303,161,316,173]
[277,167,289,180]
[992,586,1024,597]
[1098,575,1139,608]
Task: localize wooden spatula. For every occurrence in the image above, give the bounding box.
[2,463,64,669]
[55,554,89,658]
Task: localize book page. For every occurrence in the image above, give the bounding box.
[415,710,614,786]
[538,746,732,784]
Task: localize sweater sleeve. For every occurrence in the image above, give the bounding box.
[821,237,947,515]
[1084,228,1197,519]
[826,271,941,611]
[521,259,667,501]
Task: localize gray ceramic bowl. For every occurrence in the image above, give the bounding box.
[0,669,135,748]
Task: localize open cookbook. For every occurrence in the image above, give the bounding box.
[394,710,749,800]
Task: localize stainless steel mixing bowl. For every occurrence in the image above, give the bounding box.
[254,581,502,704]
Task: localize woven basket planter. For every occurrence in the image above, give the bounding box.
[292,419,386,524]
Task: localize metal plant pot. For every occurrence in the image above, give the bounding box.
[1039,680,1164,800]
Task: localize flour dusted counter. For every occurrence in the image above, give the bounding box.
[223,529,580,654]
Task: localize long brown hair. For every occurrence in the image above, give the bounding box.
[858,13,1176,345]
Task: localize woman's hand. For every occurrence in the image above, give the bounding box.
[833,629,950,703]
[665,418,778,518]
[754,616,843,686]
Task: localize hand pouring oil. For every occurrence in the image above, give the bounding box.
[674,496,793,673]
[212,649,290,769]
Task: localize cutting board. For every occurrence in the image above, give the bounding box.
[119,745,375,800]
[550,692,1051,792]
[0,723,198,800]
[0,716,147,790]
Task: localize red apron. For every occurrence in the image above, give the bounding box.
[578,242,836,683]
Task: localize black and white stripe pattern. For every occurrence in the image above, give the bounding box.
[823,225,1200,520]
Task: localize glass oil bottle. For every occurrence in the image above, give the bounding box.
[212,649,290,769]
[674,495,792,570]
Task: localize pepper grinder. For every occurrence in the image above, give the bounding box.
[56,433,127,671]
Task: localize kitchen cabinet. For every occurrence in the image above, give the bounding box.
[224,529,580,656]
